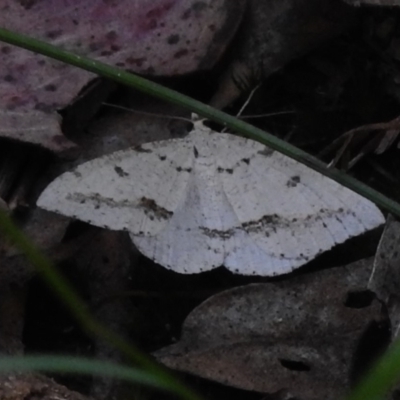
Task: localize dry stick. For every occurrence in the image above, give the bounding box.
[321,116,400,168]
[222,84,260,133]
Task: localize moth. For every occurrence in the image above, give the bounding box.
[38,119,385,276]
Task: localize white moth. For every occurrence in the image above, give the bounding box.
[38,119,385,276]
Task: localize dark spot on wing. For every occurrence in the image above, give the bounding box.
[242,207,352,242]
[258,148,274,157]
[176,166,192,173]
[134,145,152,153]
[241,158,250,165]
[292,175,300,183]
[217,167,234,174]
[200,227,234,239]
[139,197,173,220]
[242,214,281,231]
[114,166,129,177]
[67,193,140,211]
[159,155,167,161]
[286,175,300,188]
[193,146,199,158]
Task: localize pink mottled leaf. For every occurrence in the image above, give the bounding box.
[0,0,244,152]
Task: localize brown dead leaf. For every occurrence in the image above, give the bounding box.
[0,0,244,152]
[0,373,93,400]
[155,259,383,399]
[211,0,354,108]
[369,214,400,339]
[370,215,400,400]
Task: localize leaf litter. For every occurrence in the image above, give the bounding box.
[3,3,400,400]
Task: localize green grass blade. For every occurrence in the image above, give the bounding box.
[0,355,180,393]
[0,27,399,216]
[346,338,400,400]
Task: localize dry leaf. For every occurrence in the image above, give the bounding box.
[155,259,383,399]
[0,0,244,151]
[0,373,93,400]
[211,0,354,108]
[369,214,400,338]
